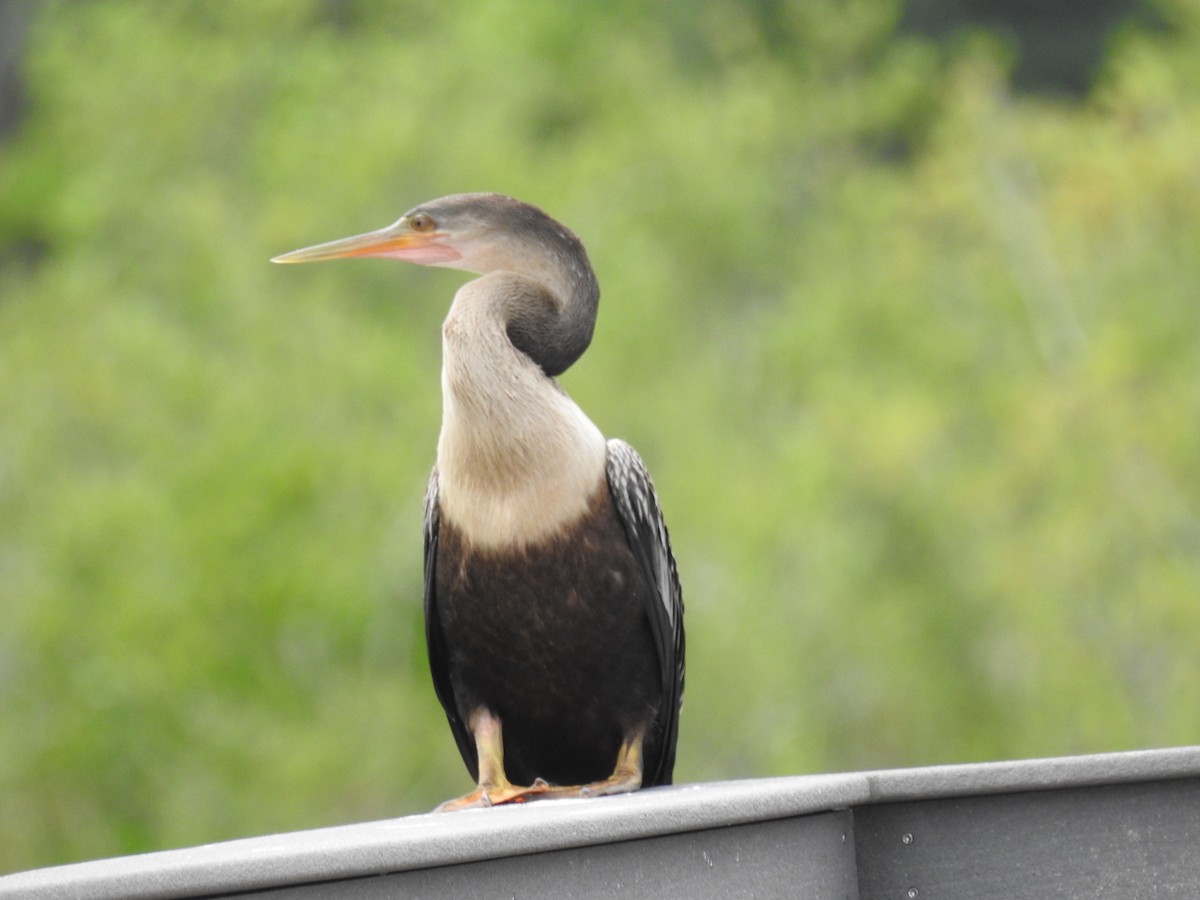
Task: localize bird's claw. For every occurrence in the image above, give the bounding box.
[435,778,551,812]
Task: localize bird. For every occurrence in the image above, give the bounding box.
[272,193,684,810]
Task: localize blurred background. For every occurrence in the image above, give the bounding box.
[2,0,1199,873]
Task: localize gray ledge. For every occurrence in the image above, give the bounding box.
[4,745,1200,899]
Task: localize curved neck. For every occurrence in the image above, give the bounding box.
[436,274,607,546]
[499,246,598,378]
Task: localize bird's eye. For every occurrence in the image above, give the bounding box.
[409,213,436,233]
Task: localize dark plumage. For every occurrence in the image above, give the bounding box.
[427,474,673,789]
[274,193,684,809]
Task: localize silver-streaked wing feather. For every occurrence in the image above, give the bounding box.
[605,438,685,786]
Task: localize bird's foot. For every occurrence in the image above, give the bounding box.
[527,729,646,801]
[434,777,550,812]
[530,769,643,801]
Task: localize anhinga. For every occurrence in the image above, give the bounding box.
[273,193,684,810]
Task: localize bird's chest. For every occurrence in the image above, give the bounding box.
[433,496,654,717]
[437,490,634,616]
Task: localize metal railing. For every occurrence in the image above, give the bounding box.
[4,746,1199,899]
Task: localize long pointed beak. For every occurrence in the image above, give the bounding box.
[271,221,461,265]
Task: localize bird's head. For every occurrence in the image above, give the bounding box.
[271,193,584,279]
[273,193,599,376]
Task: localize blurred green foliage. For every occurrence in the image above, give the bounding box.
[3,0,1200,873]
